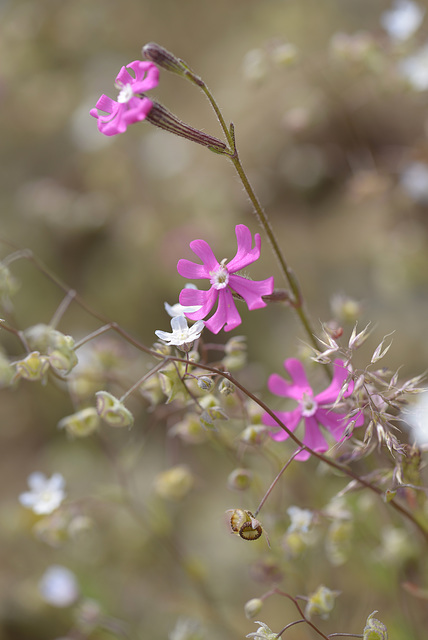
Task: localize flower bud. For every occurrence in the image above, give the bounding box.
[244,598,263,620]
[197,376,214,392]
[142,42,191,78]
[95,391,134,428]
[169,413,207,444]
[49,348,78,375]
[305,585,340,620]
[227,468,253,491]
[154,465,194,501]
[58,407,100,437]
[219,378,235,396]
[363,611,388,640]
[0,262,19,307]
[15,351,50,382]
[240,425,268,446]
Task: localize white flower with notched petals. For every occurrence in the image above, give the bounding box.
[39,565,79,607]
[155,315,204,352]
[381,0,424,41]
[165,284,202,318]
[19,472,66,515]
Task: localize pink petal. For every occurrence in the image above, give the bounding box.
[127,60,160,91]
[115,65,134,86]
[263,407,302,441]
[180,287,217,320]
[302,416,329,453]
[315,359,353,404]
[122,97,153,125]
[189,239,219,272]
[316,408,364,441]
[205,288,241,334]
[228,274,274,310]
[227,225,262,272]
[177,258,212,280]
[268,359,312,400]
[91,94,117,116]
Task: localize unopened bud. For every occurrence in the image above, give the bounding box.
[197,376,213,392]
[58,407,100,437]
[219,378,235,396]
[240,425,267,446]
[95,391,134,428]
[363,611,388,640]
[142,42,197,80]
[227,468,253,491]
[154,465,194,501]
[244,598,263,620]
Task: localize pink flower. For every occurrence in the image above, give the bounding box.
[177,224,274,334]
[90,61,159,136]
[263,359,364,460]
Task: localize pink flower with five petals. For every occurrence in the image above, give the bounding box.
[90,61,159,136]
[263,359,364,460]
[177,224,274,334]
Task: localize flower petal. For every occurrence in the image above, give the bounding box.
[302,416,329,454]
[316,408,364,441]
[205,288,241,334]
[263,407,302,441]
[267,359,312,400]
[126,60,160,91]
[177,258,212,280]
[180,287,217,320]
[229,274,274,310]
[315,359,353,404]
[227,225,262,272]
[189,239,220,272]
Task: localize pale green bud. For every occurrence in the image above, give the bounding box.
[197,376,213,392]
[24,324,78,374]
[49,348,78,375]
[244,598,263,620]
[169,414,207,444]
[240,425,268,446]
[219,379,235,396]
[227,468,253,491]
[95,391,134,428]
[154,465,194,501]
[363,611,388,640]
[305,585,340,620]
[15,351,50,382]
[0,263,19,307]
[58,407,100,437]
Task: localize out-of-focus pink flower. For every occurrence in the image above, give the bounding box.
[177,225,274,334]
[263,359,363,460]
[90,61,159,136]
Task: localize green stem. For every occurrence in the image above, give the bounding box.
[199,82,319,353]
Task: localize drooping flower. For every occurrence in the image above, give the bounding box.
[19,472,66,515]
[263,359,363,460]
[177,225,274,334]
[90,60,159,136]
[155,314,204,351]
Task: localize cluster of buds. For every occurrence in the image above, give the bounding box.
[15,323,78,380]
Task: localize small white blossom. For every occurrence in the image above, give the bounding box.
[165,284,202,317]
[381,0,424,41]
[19,472,66,515]
[287,506,313,533]
[39,565,79,607]
[155,315,204,352]
[246,621,278,640]
[400,162,428,203]
[400,43,428,90]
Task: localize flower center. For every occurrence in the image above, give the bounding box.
[116,83,134,104]
[300,392,318,417]
[209,260,229,290]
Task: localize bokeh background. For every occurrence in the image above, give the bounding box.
[1,0,428,638]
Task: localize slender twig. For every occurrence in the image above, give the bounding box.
[253,447,304,517]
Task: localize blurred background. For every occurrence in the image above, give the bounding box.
[1,0,428,638]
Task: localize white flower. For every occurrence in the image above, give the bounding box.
[39,565,79,607]
[381,0,424,41]
[246,621,278,640]
[401,390,428,444]
[155,315,204,352]
[19,472,66,515]
[287,506,313,533]
[165,284,202,317]
[399,43,428,90]
[169,617,204,640]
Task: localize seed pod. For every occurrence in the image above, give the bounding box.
[227,508,263,541]
[239,519,262,541]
